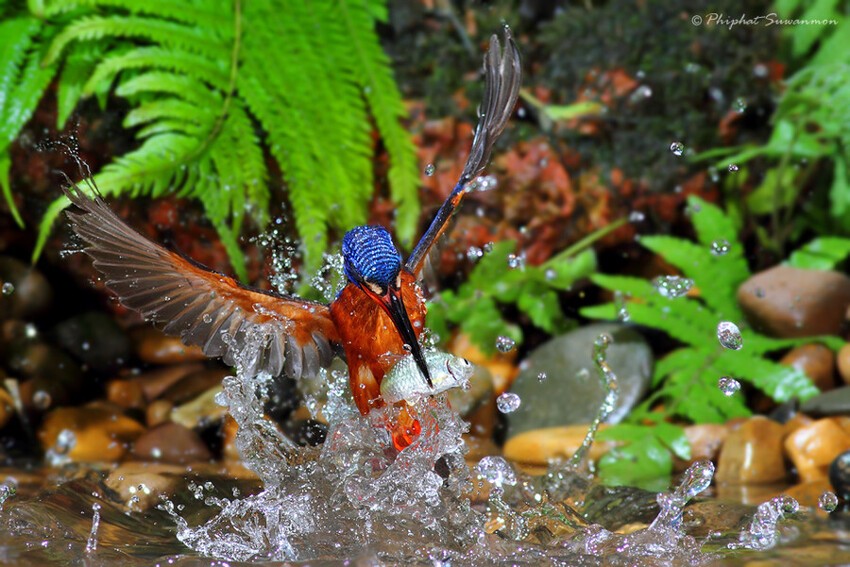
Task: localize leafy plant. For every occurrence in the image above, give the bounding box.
[426,220,628,354]
[1,0,418,280]
[582,196,846,485]
[697,1,850,252]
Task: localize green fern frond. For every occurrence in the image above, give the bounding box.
[45,15,229,65]
[41,0,226,27]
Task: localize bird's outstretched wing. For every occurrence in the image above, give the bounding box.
[405,27,521,276]
[63,181,340,379]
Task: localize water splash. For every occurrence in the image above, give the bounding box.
[86,503,101,552]
[730,495,799,551]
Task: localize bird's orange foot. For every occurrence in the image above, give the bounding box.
[390,417,422,451]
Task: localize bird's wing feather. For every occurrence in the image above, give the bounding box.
[405,27,521,276]
[63,181,340,379]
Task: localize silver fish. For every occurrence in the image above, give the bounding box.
[381,350,474,404]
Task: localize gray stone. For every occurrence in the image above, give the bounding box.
[53,311,131,372]
[0,256,52,319]
[506,323,652,439]
[800,385,850,417]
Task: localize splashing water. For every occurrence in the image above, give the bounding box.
[86,503,101,552]
[730,496,799,551]
[717,321,743,350]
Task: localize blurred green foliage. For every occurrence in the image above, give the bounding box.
[698,0,850,253]
[426,219,631,354]
[0,0,418,280]
[583,196,848,485]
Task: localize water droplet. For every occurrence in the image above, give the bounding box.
[819,491,838,512]
[424,163,435,176]
[718,376,741,396]
[628,211,645,222]
[466,246,483,262]
[55,429,77,454]
[537,372,547,383]
[670,142,685,156]
[653,275,694,299]
[495,336,515,353]
[614,291,630,322]
[728,164,739,172]
[711,239,731,256]
[1,282,13,296]
[717,321,743,350]
[496,392,521,413]
[202,313,213,324]
[629,84,652,102]
[733,97,747,113]
[32,390,52,410]
[507,253,525,270]
[475,456,516,488]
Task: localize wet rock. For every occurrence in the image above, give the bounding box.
[785,418,850,483]
[0,257,51,319]
[675,424,729,471]
[738,266,850,337]
[132,326,208,365]
[53,312,131,373]
[502,424,615,465]
[829,449,850,500]
[8,338,84,410]
[505,323,652,438]
[0,386,14,429]
[171,385,226,429]
[446,364,493,418]
[160,367,229,405]
[131,422,212,464]
[801,385,850,417]
[716,416,787,484]
[581,484,660,530]
[106,379,146,410]
[130,362,205,402]
[837,343,850,385]
[105,462,186,510]
[146,399,173,428]
[781,413,814,440]
[447,332,518,393]
[38,405,145,462]
[780,344,836,392]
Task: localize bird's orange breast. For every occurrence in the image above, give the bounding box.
[329,270,426,414]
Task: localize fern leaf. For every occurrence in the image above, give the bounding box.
[715,349,819,402]
[41,0,227,28]
[786,236,850,270]
[639,235,747,320]
[44,15,229,65]
[337,0,419,246]
[56,41,108,128]
[83,46,229,95]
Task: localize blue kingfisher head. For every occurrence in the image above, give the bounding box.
[341,225,432,387]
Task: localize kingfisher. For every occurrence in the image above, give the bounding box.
[63,29,521,451]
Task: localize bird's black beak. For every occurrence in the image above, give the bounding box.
[369,285,433,388]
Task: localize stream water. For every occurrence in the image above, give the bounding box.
[1,333,850,565]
